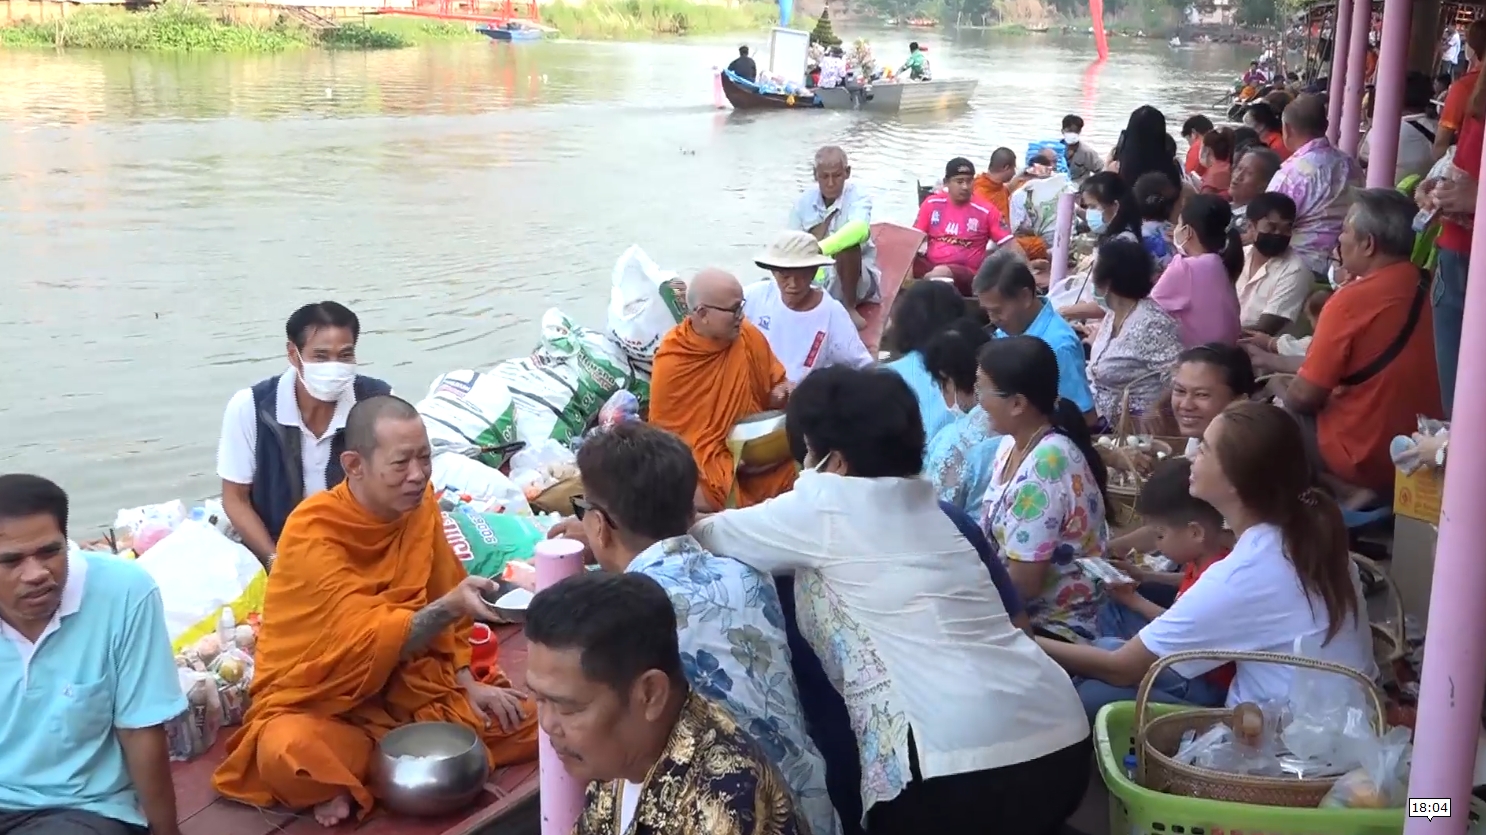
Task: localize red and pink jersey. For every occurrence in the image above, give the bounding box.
[913,194,1013,272]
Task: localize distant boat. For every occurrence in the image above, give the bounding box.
[906,17,938,27]
[478,22,543,41]
[1027,24,1050,32]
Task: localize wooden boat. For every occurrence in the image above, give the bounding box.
[477,23,543,41]
[172,623,538,835]
[813,77,977,114]
[859,222,924,355]
[906,17,938,26]
[719,72,820,109]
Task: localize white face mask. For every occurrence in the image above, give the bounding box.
[1063,132,1081,146]
[296,351,357,402]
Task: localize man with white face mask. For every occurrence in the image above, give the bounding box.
[1061,113,1104,183]
[216,302,390,570]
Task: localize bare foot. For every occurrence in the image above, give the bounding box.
[313,794,352,827]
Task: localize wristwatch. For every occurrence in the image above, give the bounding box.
[1435,440,1449,469]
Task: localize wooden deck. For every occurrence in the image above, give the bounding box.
[172,625,538,835]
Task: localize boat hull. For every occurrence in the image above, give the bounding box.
[477,26,541,41]
[719,73,819,109]
[815,77,976,113]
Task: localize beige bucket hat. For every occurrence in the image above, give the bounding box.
[755,230,837,271]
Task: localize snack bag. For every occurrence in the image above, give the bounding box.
[166,670,222,761]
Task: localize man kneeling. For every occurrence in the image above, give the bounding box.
[524,572,808,835]
[212,395,537,826]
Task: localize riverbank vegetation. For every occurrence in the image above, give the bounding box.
[540,0,781,39]
[839,0,1297,29]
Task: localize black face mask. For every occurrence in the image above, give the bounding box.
[1254,232,1291,257]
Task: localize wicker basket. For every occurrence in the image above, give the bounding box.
[1352,552,1407,669]
[1135,649,1387,808]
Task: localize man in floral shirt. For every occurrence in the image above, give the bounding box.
[1265,94,1362,280]
[560,422,840,835]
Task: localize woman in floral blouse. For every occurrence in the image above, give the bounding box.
[1087,237,1184,431]
[978,335,1112,642]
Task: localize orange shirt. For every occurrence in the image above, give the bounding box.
[1177,551,1234,690]
[1199,160,1231,199]
[1298,260,1442,492]
[1441,69,1480,132]
[1264,130,1292,160]
[1184,138,1207,176]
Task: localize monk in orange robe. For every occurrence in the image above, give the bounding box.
[213,395,537,827]
[649,268,797,511]
[972,147,1050,261]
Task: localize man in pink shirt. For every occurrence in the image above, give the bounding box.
[913,157,1024,294]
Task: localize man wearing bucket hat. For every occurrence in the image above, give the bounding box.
[912,157,1025,295]
[745,231,874,385]
[787,145,880,331]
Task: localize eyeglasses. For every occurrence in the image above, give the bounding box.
[695,303,745,320]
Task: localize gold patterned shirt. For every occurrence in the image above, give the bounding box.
[571,692,810,835]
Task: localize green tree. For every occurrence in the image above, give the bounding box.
[810,5,843,43]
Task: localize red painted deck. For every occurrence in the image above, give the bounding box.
[172,626,537,835]
[859,222,925,356]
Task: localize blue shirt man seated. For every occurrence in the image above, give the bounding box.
[216,302,390,571]
[0,474,186,835]
[973,250,1098,426]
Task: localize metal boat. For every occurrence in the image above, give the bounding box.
[477,23,543,41]
[813,77,977,113]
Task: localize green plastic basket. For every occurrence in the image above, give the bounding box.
[1095,701,1407,835]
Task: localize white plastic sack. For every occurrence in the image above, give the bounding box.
[606,245,685,379]
[1047,271,1097,312]
[135,520,266,650]
[431,452,531,515]
[1010,173,1071,243]
[418,370,520,468]
[490,309,633,444]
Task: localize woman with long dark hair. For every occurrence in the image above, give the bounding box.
[1115,105,1184,189]
[882,280,976,441]
[977,336,1110,643]
[1150,193,1243,348]
[1037,401,1376,707]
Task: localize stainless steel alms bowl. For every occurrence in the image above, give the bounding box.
[371,721,489,816]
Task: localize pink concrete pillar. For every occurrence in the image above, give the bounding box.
[1402,174,1486,835]
[712,66,725,109]
[1365,0,1411,188]
[1338,0,1372,156]
[1050,191,1075,288]
[534,539,586,835]
[1327,0,1353,145]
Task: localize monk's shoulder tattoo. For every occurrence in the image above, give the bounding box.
[401,598,460,659]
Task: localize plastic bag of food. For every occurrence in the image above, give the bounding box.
[166,670,222,761]
[1282,636,1377,770]
[431,453,530,516]
[597,389,641,430]
[509,439,579,499]
[1320,726,1412,809]
[210,647,255,726]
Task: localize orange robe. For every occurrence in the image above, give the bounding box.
[972,173,1049,260]
[649,318,797,509]
[212,482,537,816]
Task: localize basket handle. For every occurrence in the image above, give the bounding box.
[1352,552,1406,663]
[1113,367,1163,439]
[1133,649,1386,784]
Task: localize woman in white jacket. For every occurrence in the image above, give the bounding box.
[690,365,1091,835]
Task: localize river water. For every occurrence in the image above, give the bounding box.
[0,31,1253,529]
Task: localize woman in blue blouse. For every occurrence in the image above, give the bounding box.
[882,280,976,441]
[922,319,1002,513]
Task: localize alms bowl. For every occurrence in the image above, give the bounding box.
[371,721,489,816]
[729,410,790,469]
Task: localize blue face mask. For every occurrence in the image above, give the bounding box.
[1086,208,1106,234]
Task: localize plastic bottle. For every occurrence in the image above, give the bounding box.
[217,607,236,650]
[1123,753,1138,781]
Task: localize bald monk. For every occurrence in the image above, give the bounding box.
[649,268,796,512]
[973,147,1052,260]
[212,395,537,827]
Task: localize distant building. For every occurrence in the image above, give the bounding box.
[1187,0,1235,26]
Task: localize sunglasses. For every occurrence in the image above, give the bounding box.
[572,496,613,527]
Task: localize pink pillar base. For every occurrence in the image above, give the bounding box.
[1050,191,1075,288]
[1326,0,1353,145]
[534,539,587,835]
[1337,0,1371,156]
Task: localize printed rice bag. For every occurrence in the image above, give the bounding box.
[441,510,544,580]
[490,309,633,444]
[417,370,520,468]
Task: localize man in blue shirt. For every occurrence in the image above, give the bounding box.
[0,474,186,835]
[973,250,1099,427]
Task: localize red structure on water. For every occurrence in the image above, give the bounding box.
[369,0,540,27]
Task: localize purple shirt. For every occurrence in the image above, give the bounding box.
[1266,137,1362,275]
[1150,252,1242,348]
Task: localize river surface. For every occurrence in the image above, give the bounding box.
[0,30,1254,529]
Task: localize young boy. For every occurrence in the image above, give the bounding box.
[1082,458,1232,718]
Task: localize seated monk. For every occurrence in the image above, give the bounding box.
[212,395,537,827]
[787,145,881,330]
[649,268,796,511]
[914,157,1026,295]
[973,147,1052,261]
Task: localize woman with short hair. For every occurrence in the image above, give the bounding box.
[922,319,1000,513]
[1086,238,1183,429]
[882,280,978,442]
[691,365,1092,835]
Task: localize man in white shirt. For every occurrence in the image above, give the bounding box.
[215,302,390,570]
[1234,193,1313,335]
[787,146,880,329]
[744,231,874,384]
[1445,25,1464,78]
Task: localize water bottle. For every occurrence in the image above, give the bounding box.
[1123,753,1139,782]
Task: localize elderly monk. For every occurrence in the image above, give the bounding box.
[213,395,537,827]
[973,147,1055,261]
[650,268,796,512]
